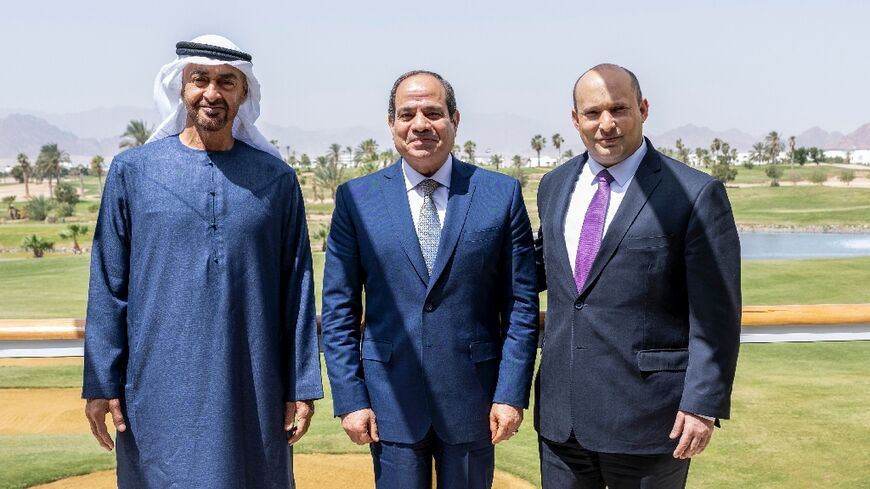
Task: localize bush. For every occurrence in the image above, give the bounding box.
[23,197,53,221]
[54,182,80,208]
[786,171,802,186]
[88,203,100,214]
[839,170,855,185]
[57,203,75,217]
[809,169,828,185]
[711,163,738,184]
[21,234,54,258]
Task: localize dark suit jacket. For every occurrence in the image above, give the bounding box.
[322,158,540,445]
[535,141,741,454]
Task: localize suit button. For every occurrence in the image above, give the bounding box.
[574,301,585,311]
[424,303,435,312]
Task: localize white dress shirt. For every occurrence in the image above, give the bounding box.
[564,140,647,271]
[402,155,452,228]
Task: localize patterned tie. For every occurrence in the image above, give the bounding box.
[416,179,441,275]
[574,169,614,293]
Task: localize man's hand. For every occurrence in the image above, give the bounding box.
[285,400,315,445]
[490,403,523,444]
[340,408,379,445]
[85,398,126,451]
[669,410,714,459]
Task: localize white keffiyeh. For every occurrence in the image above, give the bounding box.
[146,34,280,159]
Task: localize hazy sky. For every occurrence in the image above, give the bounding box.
[2,0,868,138]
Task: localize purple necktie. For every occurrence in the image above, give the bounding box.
[574,169,614,293]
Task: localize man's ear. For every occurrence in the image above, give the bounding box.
[452,110,460,130]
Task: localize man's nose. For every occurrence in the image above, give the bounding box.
[203,82,222,102]
[410,111,429,132]
[599,111,616,131]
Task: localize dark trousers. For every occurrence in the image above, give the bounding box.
[539,434,690,489]
[371,428,494,489]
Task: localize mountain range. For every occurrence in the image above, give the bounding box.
[1,107,868,167]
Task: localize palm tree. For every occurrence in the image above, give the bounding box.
[59,223,89,254]
[90,155,105,195]
[765,131,783,165]
[355,139,379,164]
[489,154,503,170]
[463,140,477,164]
[314,224,330,252]
[750,142,767,165]
[787,136,797,165]
[22,234,54,258]
[36,144,69,197]
[328,143,343,166]
[710,138,723,159]
[530,135,546,167]
[119,120,153,149]
[675,139,690,164]
[71,165,87,195]
[510,155,528,188]
[314,155,345,201]
[15,153,32,198]
[379,149,398,168]
[563,149,574,160]
[551,133,564,164]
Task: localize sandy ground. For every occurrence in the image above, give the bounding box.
[0,182,56,200]
[0,357,83,366]
[1,360,534,489]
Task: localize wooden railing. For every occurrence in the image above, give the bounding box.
[2,305,870,341]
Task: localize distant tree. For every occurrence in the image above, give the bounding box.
[552,133,564,164]
[510,155,528,188]
[530,135,546,167]
[314,224,330,252]
[657,147,676,158]
[3,196,18,219]
[54,181,79,217]
[90,155,105,195]
[453,144,461,155]
[750,142,767,166]
[23,196,53,221]
[463,140,477,164]
[764,131,783,164]
[808,169,828,185]
[839,169,855,186]
[328,143,343,167]
[270,139,280,151]
[709,138,723,160]
[71,165,87,195]
[793,147,809,166]
[764,165,783,187]
[36,143,69,197]
[787,136,797,165]
[845,150,852,165]
[786,171,802,186]
[562,149,574,160]
[22,234,54,258]
[807,147,825,165]
[711,163,737,184]
[14,153,33,198]
[355,139,379,164]
[694,148,711,167]
[379,149,398,168]
[675,138,690,164]
[314,154,345,200]
[489,154,503,170]
[356,153,380,176]
[119,120,153,149]
[59,223,89,254]
[300,154,312,168]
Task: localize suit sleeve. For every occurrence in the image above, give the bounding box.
[535,173,549,292]
[82,158,131,399]
[680,179,741,419]
[281,170,324,402]
[321,184,369,416]
[493,179,541,408]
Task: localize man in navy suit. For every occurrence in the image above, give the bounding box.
[535,64,741,488]
[321,70,540,489]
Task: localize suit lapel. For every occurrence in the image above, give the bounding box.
[550,155,587,298]
[578,145,663,297]
[427,159,475,293]
[381,161,429,286]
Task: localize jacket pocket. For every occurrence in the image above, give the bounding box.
[463,227,500,243]
[624,235,670,250]
[636,349,689,372]
[361,339,392,363]
[470,341,500,363]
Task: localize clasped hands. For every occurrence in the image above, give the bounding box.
[85,399,315,451]
[340,403,523,445]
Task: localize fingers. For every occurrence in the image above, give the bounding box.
[287,401,314,445]
[489,410,499,443]
[672,414,713,459]
[368,415,380,443]
[492,421,512,444]
[108,399,126,432]
[341,409,377,445]
[669,411,685,440]
[85,399,115,451]
[284,402,297,432]
[672,430,692,459]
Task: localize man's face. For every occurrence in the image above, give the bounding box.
[389,74,459,175]
[182,63,247,133]
[572,68,649,167]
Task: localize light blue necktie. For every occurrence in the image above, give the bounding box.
[416,179,441,275]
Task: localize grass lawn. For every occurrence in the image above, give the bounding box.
[721,164,862,186]
[1,343,868,488]
[0,222,95,250]
[743,256,870,305]
[726,186,870,228]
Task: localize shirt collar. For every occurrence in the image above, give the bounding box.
[585,139,647,188]
[402,154,453,192]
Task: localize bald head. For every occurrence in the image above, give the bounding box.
[573,64,643,111]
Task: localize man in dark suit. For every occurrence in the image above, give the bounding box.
[321,70,540,489]
[535,63,741,488]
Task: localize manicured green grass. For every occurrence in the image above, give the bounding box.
[0,364,84,388]
[0,434,115,489]
[0,222,95,249]
[0,252,327,319]
[727,186,870,227]
[743,256,870,305]
[2,344,869,488]
[721,164,862,185]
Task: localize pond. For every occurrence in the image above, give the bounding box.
[740,232,870,260]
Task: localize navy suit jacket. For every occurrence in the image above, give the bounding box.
[322,158,539,445]
[535,141,741,454]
